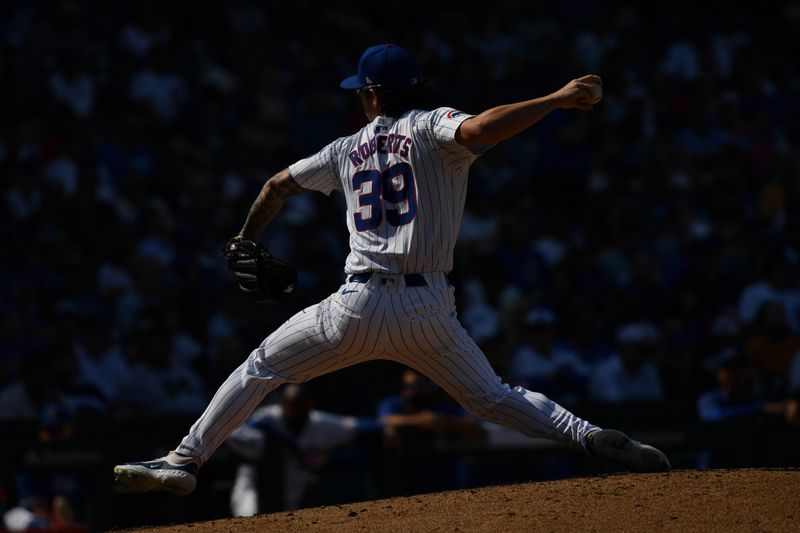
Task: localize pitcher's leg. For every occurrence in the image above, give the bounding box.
[115,287,390,494]
[393,313,599,451]
[175,360,281,464]
[177,296,364,464]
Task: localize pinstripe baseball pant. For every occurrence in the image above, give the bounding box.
[177,272,599,463]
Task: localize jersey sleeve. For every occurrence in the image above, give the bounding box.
[316,413,360,449]
[288,139,343,195]
[419,107,491,155]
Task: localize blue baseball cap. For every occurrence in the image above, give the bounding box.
[340,44,423,90]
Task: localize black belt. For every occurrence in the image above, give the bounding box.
[348,272,427,287]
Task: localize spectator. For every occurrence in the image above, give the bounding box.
[120,15,170,58]
[1,2,799,511]
[226,384,378,514]
[697,349,795,423]
[708,311,741,354]
[739,255,800,333]
[1,1,797,421]
[743,301,799,396]
[509,308,589,404]
[113,321,205,414]
[50,346,107,416]
[49,64,94,118]
[3,493,50,531]
[459,279,500,344]
[696,349,798,468]
[129,49,187,120]
[378,370,484,447]
[0,357,50,421]
[588,323,663,402]
[1,476,85,532]
[73,326,129,405]
[0,376,38,421]
[378,371,483,494]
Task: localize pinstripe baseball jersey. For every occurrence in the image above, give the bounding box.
[289,107,480,274]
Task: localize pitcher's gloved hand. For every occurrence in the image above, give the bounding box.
[223,238,297,303]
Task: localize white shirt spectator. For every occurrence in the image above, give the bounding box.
[227,405,360,514]
[4,506,38,531]
[589,354,663,402]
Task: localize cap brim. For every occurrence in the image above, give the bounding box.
[340,75,364,90]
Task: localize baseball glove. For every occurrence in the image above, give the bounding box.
[223,238,297,303]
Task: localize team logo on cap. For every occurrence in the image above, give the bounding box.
[446,109,464,119]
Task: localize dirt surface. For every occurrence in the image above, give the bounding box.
[122,469,800,532]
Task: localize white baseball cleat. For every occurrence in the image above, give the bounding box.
[114,456,199,496]
[588,429,671,473]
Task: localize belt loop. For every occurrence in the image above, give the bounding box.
[348,273,372,284]
[403,274,426,287]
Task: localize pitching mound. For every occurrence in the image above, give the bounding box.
[126,469,799,532]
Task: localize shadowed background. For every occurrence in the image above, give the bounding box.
[1,0,799,530]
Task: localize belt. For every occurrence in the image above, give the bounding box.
[347,272,427,287]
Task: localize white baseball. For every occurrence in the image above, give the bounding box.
[587,82,603,104]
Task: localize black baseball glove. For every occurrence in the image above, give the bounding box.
[223,238,297,303]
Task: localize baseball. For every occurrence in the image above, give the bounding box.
[587,81,603,104]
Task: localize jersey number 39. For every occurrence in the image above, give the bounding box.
[352,162,417,231]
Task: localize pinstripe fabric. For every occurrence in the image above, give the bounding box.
[288,108,477,274]
[177,274,598,463]
[176,106,599,465]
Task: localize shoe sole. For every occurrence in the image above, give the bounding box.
[592,429,671,473]
[114,465,196,496]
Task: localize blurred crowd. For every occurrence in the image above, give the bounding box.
[2,0,800,483]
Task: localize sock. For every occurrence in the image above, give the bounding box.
[167,450,199,466]
[585,428,601,452]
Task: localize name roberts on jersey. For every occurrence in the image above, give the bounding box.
[347,132,413,167]
[288,106,481,274]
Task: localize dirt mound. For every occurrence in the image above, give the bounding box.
[125,469,799,532]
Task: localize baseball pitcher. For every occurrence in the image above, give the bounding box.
[114,44,669,496]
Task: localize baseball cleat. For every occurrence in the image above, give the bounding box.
[588,429,671,473]
[114,457,199,495]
